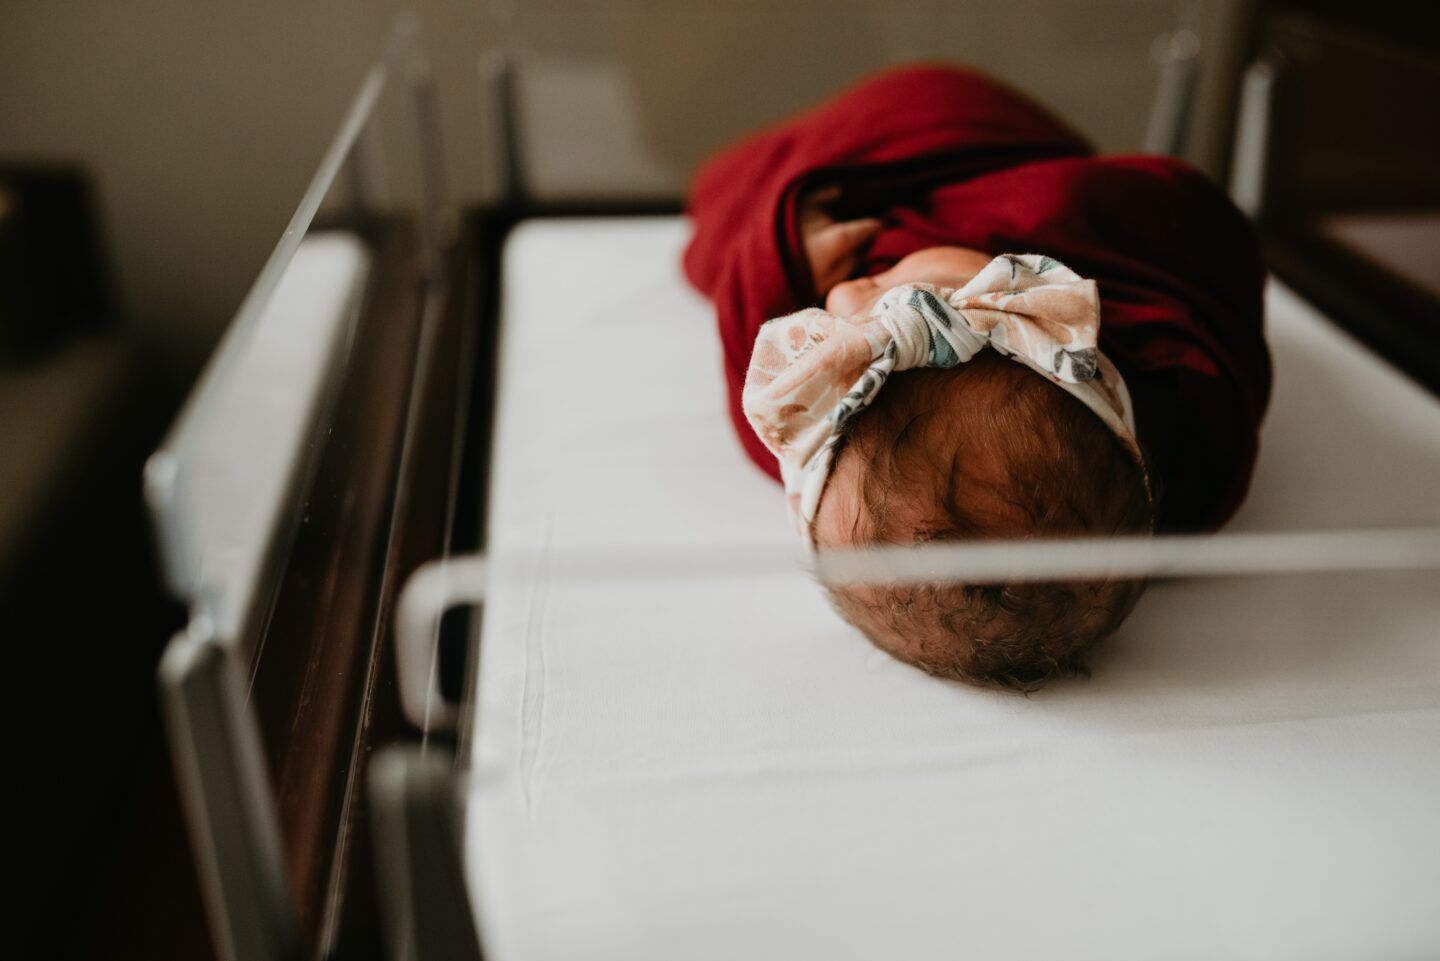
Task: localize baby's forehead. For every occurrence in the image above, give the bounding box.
[889,245,994,279]
[811,440,868,549]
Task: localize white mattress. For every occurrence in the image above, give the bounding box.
[466,217,1440,961]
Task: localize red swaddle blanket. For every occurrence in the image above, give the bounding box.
[684,64,1271,531]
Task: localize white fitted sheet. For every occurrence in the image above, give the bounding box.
[467,217,1440,961]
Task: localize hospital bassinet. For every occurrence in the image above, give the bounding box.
[146,7,1440,960]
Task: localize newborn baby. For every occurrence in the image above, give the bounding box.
[751,240,1153,686]
[684,66,1271,688]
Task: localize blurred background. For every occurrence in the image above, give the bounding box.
[0,0,1253,381]
[1,0,1434,957]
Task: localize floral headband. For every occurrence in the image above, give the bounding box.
[742,253,1146,545]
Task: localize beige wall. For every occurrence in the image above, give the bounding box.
[0,1,1251,376]
[0,1,489,372]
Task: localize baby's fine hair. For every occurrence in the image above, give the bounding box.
[820,354,1153,691]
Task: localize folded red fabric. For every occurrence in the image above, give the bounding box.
[683,64,1271,531]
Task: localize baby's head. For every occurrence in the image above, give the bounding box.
[812,352,1151,690]
[745,248,1152,689]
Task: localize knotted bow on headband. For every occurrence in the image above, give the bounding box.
[743,253,1145,544]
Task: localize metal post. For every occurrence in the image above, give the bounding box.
[369,746,484,961]
[405,23,452,281]
[478,50,528,206]
[1144,29,1203,157]
[158,622,296,961]
[1229,58,1281,220]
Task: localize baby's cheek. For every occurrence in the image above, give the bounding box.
[825,278,876,316]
